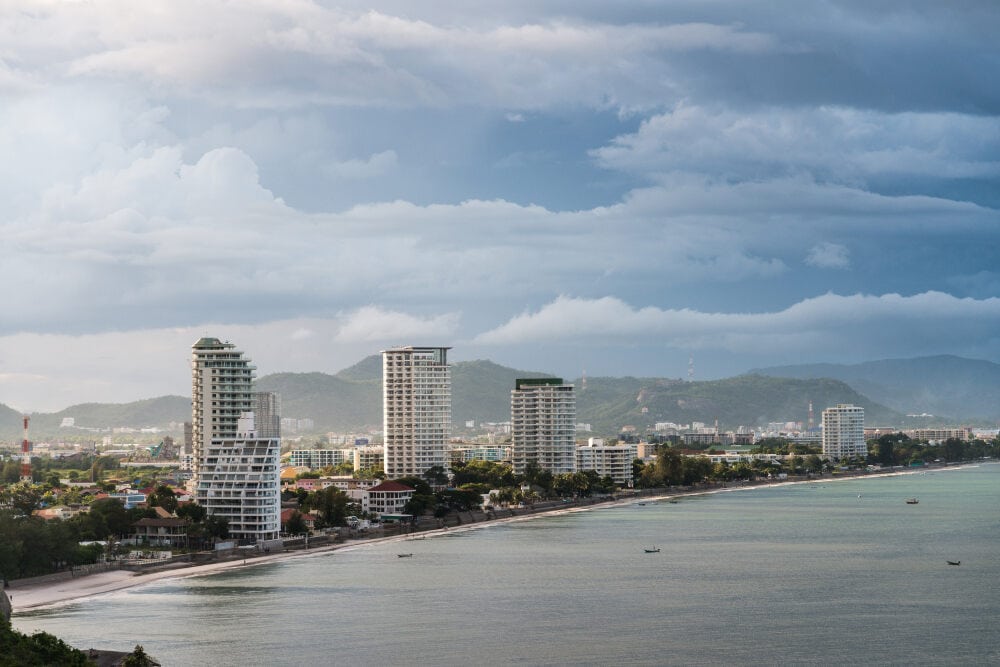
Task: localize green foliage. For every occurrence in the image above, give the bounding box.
[0,614,93,667]
[309,487,349,527]
[147,485,177,513]
[121,644,157,667]
[284,510,308,535]
[393,477,432,496]
[451,460,518,488]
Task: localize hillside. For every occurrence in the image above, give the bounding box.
[6,355,981,443]
[578,374,903,435]
[0,396,190,442]
[751,355,1000,421]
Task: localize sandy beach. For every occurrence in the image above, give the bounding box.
[8,465,945,613]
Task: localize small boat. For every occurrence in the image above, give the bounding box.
[644,547,660,553]
[668,500,679,504]
[636,503,646,506]
[906,498,919,504]
[947,560,961,566]
[397,553,413,558]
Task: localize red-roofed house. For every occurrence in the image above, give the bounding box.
[367,481,415,517]
[280,508,318,533]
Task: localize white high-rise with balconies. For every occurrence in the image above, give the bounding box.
[191,338,280,543]
[821,404,866,460]
[511,378,577,475]
[382,346,451,478]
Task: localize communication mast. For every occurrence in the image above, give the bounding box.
[688,355,694,382]
[808,401,814,430]
[20,415,32,483]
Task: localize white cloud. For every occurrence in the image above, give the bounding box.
[474,293,1000,358]
[324,149,398,179]
[335,306,460,343]
[593,105,1000,184]
[0,3,778,109]
[805,242,850,269]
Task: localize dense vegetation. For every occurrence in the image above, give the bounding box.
[0,484,228,582]
[0,612,93,667]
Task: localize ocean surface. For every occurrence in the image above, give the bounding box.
[13,463,1000,666]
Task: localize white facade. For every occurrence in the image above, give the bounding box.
[289,449,351,469]
[367,481,415,517]
[382,346,451,478]
[576,441,637,486]
[822,404,866,460]
[511,378,577,475]
[191,338,280,543]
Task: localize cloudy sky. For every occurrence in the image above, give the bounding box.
[1,1,999,412]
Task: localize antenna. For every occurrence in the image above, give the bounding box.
[808,401,814,430]
[688,355,694,382]
[581,369,587,392]
[20,415,32,483]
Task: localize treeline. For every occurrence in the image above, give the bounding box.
[0,485,227,582]
[1,454,121,485]
[870,435,999,466]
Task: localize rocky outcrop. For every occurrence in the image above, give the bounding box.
[1,589,11,622]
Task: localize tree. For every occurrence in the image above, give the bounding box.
[148,485,177,513]
[8,484,43,517]
[87,498,132,537]
[311,487,349,527]
[656,448,684,486]
[121,644,158,667]
[285,511,308,535]
[204,516,229,541]
[176,502,206,523]
[422,465,450,487]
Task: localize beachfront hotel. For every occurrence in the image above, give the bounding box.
[821,403,866,460]
[382,346,452,478]
[191,337,281,542]
[511,378,577,475]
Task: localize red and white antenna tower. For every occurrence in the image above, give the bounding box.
[20,415,32,483]
[808,401,814,430]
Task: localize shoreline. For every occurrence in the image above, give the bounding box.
[8,464,967,614]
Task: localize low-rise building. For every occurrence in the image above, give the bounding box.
[131,517,190,547]
[367,481,415,517]
[576,440,637,486]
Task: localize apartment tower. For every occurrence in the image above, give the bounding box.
[511,378,577,475]
[382,346,451,478]
[191,338,280,542]
[821,404,866,461]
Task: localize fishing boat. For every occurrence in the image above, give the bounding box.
[397,553,413,558]
[947,560,961,566]
[644,547,660,553]
[906,498,919,504]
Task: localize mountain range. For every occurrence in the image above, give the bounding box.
[2,355,996,443]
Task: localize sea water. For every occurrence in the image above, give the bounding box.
[13,463,1000,665]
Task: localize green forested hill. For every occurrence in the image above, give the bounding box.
[0,358,937,443]
[577,374,903,435]
[752,355,1000,421]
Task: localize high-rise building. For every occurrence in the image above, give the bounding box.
[254,392,281,439]
[191,338,280,542]
[382,346,451,478]
[511,378,577,475]
[822,404,866,460]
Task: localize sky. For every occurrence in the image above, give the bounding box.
[1,1,999,412]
